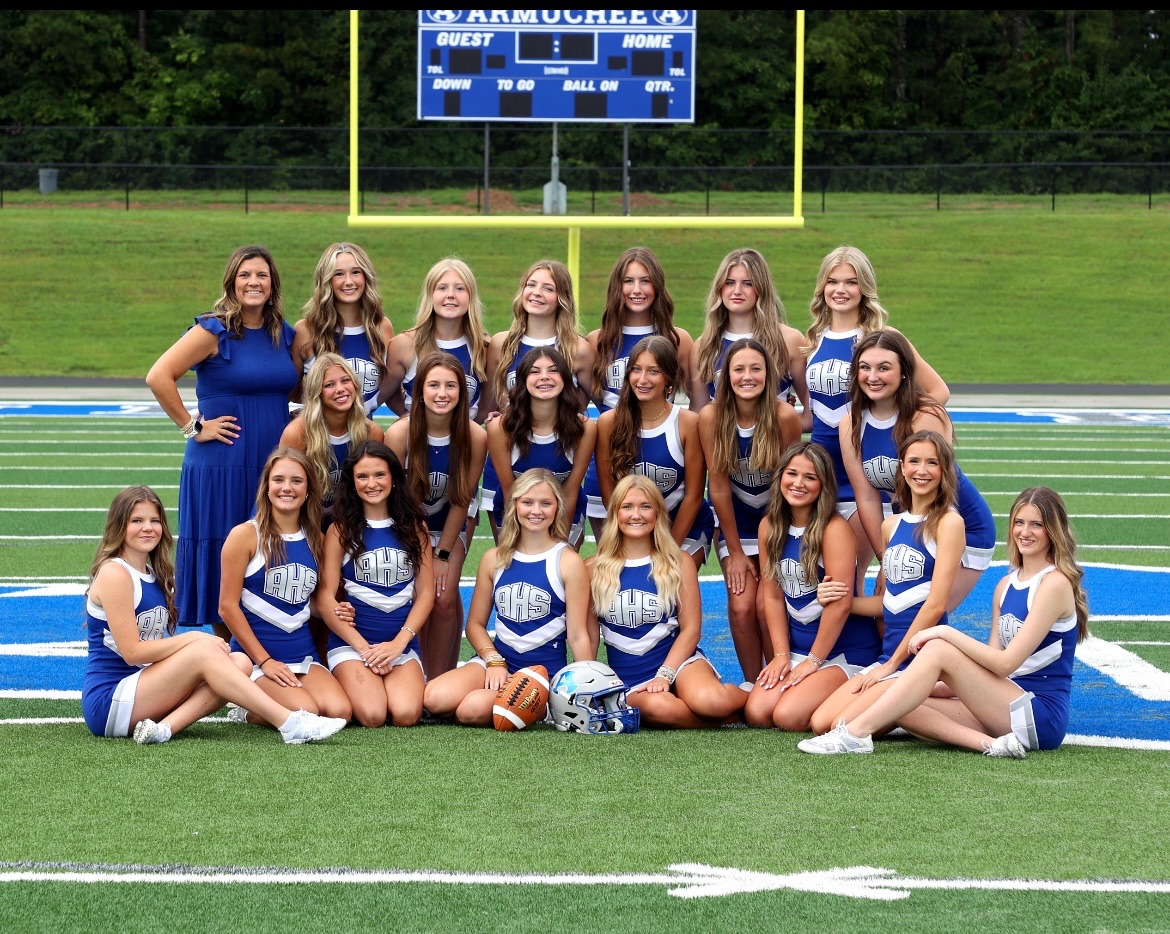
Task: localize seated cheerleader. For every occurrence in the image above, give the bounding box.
[422,469,592,726]
[279,353,383,515]
[82,486,346,745]
[799,486,1088,756]
[486,346,595,548]
[808,430,965,736]
[595,335,714,572]
[743,442,881,731]
[218,447,353,728]
[590,475,747,728]
[316,441,434,727]
[697,337,802,681]
[385,352,488,680]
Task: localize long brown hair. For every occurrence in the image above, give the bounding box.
[1007,487,1090,642]
[406,352,475,511]
[502,346,584,459]
[331,441,427,572]
[761,442,839,587]
[210,244,285,343]
[707,338,785,477]
[89,486,177,633]
[893,430,957,546]
[606,335,680,484]
[253,448,324,569]
[591,247,679,392]
[300,242,389,374]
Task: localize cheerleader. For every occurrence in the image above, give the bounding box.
[808,430,965,735]
[385,352,488,678]
[218,448,352,728]
[292,242,394,414]
[697,339,802,681]
[486,346,595,548]
[590,475,747,728]
[688,247,808,413]
[838,328,994,611]
[316,442,434,727]
[422,469,592,726]
[802,245,949,587]
[800,487,1088,756]
[744,443,881,730]
[381,257,490,420]
[82,486,346,745]
[596,335,713,571]
[584,247,692,538]
[279,353,383,513]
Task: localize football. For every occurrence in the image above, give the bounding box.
[492,665,550,731]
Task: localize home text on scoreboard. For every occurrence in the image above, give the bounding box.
[417,10,697,123]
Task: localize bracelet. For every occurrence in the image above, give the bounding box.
[402,624,416,638]
[256,656,271,668]
[655,665,677,685]
[774,652,790,658]
[806,652,825,667]
[180,415,198,439]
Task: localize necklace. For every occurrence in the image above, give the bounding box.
[643,403,668,423]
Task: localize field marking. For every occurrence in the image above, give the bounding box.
[957,445,1170,453]
[2,861,1170,901]
[0,642,86,657]
[1114,641,1170,646]
[2,441,180,447]
[0,508,174,514]
[0,466,178,472]
[992,542,1170,551]
[966,473,1170,480]
[981,491,1170,498]
[959,459,1170,466]
[1077,636,1170,701]
[0,453,180,459]
[990,513,1168,519]
[0,485,178,491]
[0,690,80,699]
[0,536,101,541]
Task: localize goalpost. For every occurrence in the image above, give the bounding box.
[346,10,806,307]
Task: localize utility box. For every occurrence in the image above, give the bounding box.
[543,179,566,215]
[38,168,58,194]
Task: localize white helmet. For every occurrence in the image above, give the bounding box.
[548,661,640,734]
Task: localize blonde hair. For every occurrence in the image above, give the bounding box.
[210,244,284,344]
[1007,487,1090,642]
[412,257,488,386]
[300,242,389,373]
[496,469,568,570]
[88,486,176,633]
[299,353,371,496]
[694,248,790,388]
[761,442,839,587]
[707,338,785,477]
[494,259,581,404]
[591,475,683,616]
[252,448,324,569]
[805,245,889,353]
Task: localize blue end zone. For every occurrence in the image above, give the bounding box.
[3,565,1168,741]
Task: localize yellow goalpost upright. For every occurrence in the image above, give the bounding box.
[346,10,806,307]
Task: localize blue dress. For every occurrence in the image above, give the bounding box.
[176,317,297,628]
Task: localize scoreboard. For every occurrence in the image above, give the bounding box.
[417,10,697,123]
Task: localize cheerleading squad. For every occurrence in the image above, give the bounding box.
[82,241,1087,754]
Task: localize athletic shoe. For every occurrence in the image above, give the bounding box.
[797,719,874,755]
[133,719,171,745]
[225,704,250,724]
[279,709,347,745]
[983,732,1027,759]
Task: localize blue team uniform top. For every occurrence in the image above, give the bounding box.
[491,543,571,675]
[304,326,382,415]
[998,565,1079,749]
[805,327,860,500]
[329,517,420,655]
[228,523,320,665]
[177,317,297,628]
[707,330,794,402]
[401,336,483,420]
[880,512,948,668]
[858,411,995,555]
[721,424,773,555]
[82,559,170,736]
[633,406,714,551]
[492,431,585,529]
[323,431,351,509]
[597,556,684,687]
[414,432,456,539]
[596,325,655,413]
[775,527,881,665]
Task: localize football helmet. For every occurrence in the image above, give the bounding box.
[548,661,640,734]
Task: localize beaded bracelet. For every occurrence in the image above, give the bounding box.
[656,665,677,685]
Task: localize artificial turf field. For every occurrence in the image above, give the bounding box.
[1,403,1168,932]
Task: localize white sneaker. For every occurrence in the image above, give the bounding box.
[226,704,250,724]
[983,732,1027,759]
[797,719,874,755]
[279,709,347,745]
[133,719,171,745]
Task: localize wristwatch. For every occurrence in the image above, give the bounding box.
[434,548,451,561]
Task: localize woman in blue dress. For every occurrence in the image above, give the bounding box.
[83,485,346,745]
[292,242,394,415]
[800,487,1088,757]
[317,441,434,727]
[423,469,592,726]
[147,245,298,634]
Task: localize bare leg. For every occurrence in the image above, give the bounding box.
[424,662,486,720]
[334,659,390,728]
[385,659,425,726]
[722,558,765,682]
[770,666,848,732]
[947,567,983,613]
[671,661,747,725]
[422,539,469,679]
[847,510,876,596]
